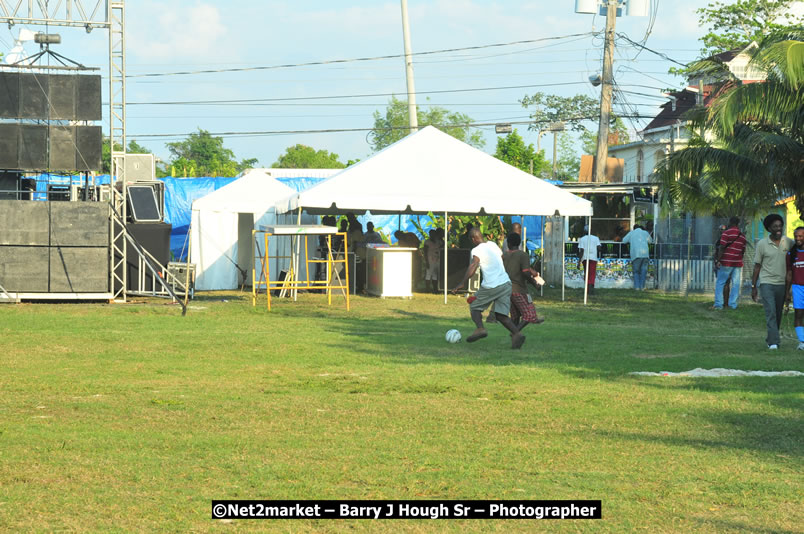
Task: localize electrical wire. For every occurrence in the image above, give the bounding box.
[126,32,596,79]
[124,81,591,106]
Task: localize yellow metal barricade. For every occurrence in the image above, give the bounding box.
[252,226,350,311]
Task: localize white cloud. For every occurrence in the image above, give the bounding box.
[128,2,232,63]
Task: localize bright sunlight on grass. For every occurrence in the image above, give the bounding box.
[0,289,801,532]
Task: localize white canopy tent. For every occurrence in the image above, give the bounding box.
[277,126,592,217]
[275,127,595,302]
[191,168,338,290]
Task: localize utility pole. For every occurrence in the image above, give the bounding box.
[593,0,617,182]
[400,0,418,133]
[552,130,559,179]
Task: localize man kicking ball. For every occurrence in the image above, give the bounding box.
[451,228,526,349]
[785,227,804,350]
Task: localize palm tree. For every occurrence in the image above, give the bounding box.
[657,30,804,219]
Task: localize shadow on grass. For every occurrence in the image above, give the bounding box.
[591,409,802,457]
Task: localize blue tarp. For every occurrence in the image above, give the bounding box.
[27,173,548,260]
[160,177,238,260]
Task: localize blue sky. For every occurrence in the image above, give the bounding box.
[0,0,782,169]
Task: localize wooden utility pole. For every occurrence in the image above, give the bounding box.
[594,0,617,182]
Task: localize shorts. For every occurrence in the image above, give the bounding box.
[510,292,539,323]
[425,262,439,280]
[793,284,804,309]
[469,281,512,316]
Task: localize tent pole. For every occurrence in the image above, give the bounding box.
[443,211,448,304]
[561,216,565,302]
[583,215,591,305]
[293,207,302,300]
[540,216,544,297]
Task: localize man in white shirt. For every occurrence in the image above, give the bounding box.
[578,226,602,295]
[622,224,653,290]
[451,229,526,349]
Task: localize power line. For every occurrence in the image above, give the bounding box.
[128,115,660,140]
[616,33,688,67]
[126,32,597,79]
[123,81,590,106]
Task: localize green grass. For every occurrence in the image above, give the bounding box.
[0,289,801,533]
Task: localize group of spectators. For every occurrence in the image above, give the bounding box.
[713,214,804,351]
[575,224,652,295]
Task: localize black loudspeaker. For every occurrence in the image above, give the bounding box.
[0,123,19,168]
[0,73,101,121]
[18,124,47,170]
[49,126,75,170]
[75,126,102,171]
[438,249,481,291]
[19,73,49,119]
[0,72,20,118]
[76,75,102,121]
[20,178,36,200]
[127,185,162,222]
[124,222,172,291]
[0,171,21,200]
[1,123,101,172]
[47,184,70,201]
[48,75,76,120]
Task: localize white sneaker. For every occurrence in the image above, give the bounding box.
[768,344,778,350]
[798,342,804,350]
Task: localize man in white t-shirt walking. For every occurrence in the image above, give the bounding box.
[451,229,525,349]
[578,226,602,295]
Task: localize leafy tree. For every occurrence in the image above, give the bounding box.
[493,129,550,175]
[369,96,484,152]
[519,92,600,133]
[272,144,346,169]
[555,132,582,181]
[669,0,803,77]
[696,0,803,57]
[165,129,257,177]
[657,31,804,219]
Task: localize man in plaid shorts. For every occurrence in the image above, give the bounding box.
[503,233,545,332]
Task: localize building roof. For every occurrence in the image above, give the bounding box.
[642,89,699,131]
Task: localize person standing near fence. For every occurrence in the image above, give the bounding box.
[751,214,793,350]
[713,217,747,310]
[785,227,804,350]
[622,224,652,290]
[578,227,602,295]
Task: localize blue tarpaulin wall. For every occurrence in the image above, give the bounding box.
[161,177,238,260]
[28,174,549,260]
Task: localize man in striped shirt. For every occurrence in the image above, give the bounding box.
[713,216,747,310]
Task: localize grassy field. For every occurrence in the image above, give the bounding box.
[0,288,801,533]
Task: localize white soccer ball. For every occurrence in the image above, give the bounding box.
[445,329,462,343]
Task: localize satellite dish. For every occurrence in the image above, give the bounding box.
[589,73,602,87]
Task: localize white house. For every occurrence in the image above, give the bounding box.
[608,43,764,183]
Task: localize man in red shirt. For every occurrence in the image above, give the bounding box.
[713,216,747,309]
[785,227,804,350]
